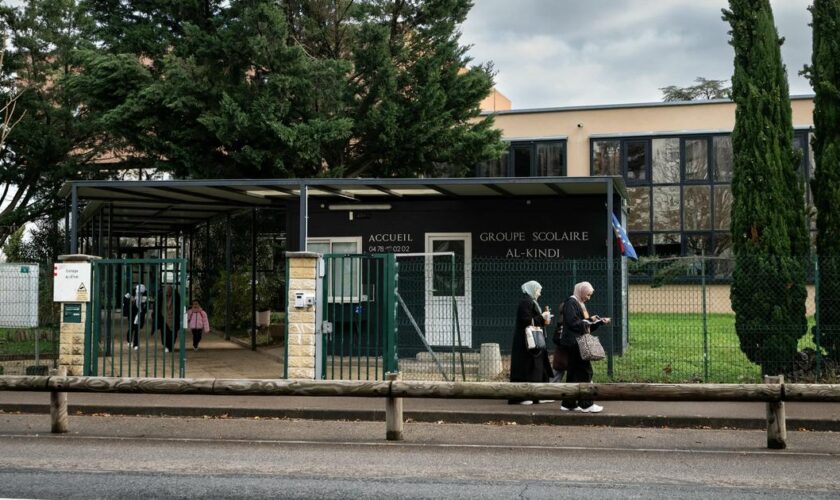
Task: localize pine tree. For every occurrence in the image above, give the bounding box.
[76,0,504,179]
[723,0,809,376]
[805,0,840,363]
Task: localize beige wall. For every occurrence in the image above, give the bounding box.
[629,284,816,316]
[480,88,512,112]
[490,98,814,177]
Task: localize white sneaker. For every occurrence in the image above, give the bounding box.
[165,348,170,353]
[579,404,603,413]
[560,406,581,412]
[133,346,138,351]
[537,400,555,404]
[519,400,534,405]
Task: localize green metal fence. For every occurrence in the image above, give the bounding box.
[319,253,398,380]
[87,259,188,378]
[394,256,622,382]
[389,255,838,384]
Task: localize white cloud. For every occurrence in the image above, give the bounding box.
[462,0,813,109]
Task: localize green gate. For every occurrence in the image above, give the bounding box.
[319,254,398,380]
[85,259,188,378]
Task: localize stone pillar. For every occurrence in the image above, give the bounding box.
[285,252,318,379]
[478,343,503,381]
[56,254,99,376]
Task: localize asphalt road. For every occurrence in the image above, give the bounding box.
[2,413,840,499]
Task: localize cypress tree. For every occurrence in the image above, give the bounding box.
[723,0,809,376]
[806,0,840,363]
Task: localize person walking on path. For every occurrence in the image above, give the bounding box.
[187,300,210,351]
[122,284,148,350]
[558,281,610,413]
[509,280,554,405]
[156,285,183,353]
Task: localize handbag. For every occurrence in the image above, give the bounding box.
[552,346,568,371]
[577,333,606,361]
[525,320,546,351]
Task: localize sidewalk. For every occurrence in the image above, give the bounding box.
[2,331,839,431]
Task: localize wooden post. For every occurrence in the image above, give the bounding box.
[765,375,786,449]
[385,372,404,441]
[50,367,68,434]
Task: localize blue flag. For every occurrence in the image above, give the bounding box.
[611,214,638,261]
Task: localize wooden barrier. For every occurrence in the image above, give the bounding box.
[3,374,840,448]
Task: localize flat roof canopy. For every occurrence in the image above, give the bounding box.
[59,176,627,238]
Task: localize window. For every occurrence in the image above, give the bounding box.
[652,186,680,231]
[592,140,621,176]
[685,138,709,181]
[432,239,465,296]
[653,233,681,257]
[512,145,532,177]
[625,140,649,183]
[476,151,509,177]
[713,185,732,230]
[307,237,362,301]
[652,138,680,184]
[627,187,650,231]
[476,140,566,177]
[683,186,711,230]
[536,142,566,176]
[713,136,733,182]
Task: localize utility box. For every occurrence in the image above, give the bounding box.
[294,291,315,308]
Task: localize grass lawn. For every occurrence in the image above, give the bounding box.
[0,328,59,357]
[594,313,819,383]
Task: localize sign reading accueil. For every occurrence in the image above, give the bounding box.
[53,262,92,302]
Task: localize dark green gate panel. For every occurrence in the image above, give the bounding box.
[85,259,188,378]
[320,254,398,380]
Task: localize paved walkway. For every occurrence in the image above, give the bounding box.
[2,330,839,431]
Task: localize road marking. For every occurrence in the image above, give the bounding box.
[1,434,838,458]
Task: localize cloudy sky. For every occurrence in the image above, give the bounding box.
[460,0,813,109]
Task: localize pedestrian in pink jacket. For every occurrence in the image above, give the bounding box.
[187,300,210,351]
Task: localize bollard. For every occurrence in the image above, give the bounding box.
[478,343,503,381]
[50,367,68,434]
[765,375,786,449]
[385,372,403,441]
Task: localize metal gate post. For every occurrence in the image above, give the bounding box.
[382,254,399,375]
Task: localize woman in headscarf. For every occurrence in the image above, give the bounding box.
[558,281,610,413]
[508,280,554,405]
[122,284,148,350]
[157,285,182,353]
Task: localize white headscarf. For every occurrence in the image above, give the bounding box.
[521,280,542,309]
[572,281,594,315]
[135,284,146,309]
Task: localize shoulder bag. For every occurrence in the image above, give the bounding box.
[577,333,606,361]
[525,319,546,352]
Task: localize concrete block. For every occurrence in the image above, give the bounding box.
[288,278,316,291]
[287,344,316,357]
[288,311,315,324]
[289,258,317,268]
[288,356,315,369]
[287,367,315,379]
[289,267,317,279]
[287,323,315,335]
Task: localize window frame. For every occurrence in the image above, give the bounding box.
[474,139,567,177]
[307,236,365,303]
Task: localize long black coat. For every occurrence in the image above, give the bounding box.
[509,295,552,383]
[558,298,602,346]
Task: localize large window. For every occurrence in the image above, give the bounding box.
[593,130,812,262]
[307,237,363,301]
[475,140,566,177]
